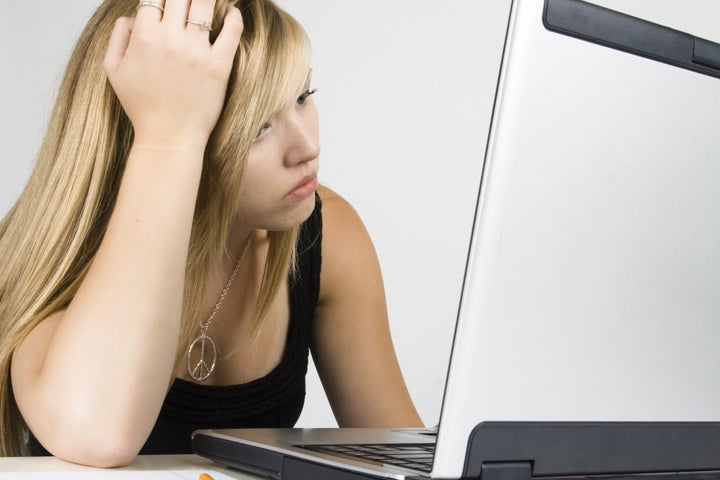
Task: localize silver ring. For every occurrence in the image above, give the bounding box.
[135,0,165,13]
[136,0,164,13]
[186,19,212,31]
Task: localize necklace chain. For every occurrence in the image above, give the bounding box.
[187,233,254,382]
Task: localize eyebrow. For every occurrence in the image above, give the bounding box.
[266,70,314,122]
[303,69,313,90]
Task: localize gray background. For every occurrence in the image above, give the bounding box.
[1,1,719,427]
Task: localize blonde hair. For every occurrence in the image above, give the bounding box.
[0,0,311,456]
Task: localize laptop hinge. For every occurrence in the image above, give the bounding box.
[479,462,533,480]
[463,421,720,479]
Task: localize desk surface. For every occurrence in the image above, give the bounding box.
[0,454,260,479]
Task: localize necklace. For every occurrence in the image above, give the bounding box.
[187,234,254,382]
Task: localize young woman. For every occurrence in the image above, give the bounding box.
[0,0,422,466]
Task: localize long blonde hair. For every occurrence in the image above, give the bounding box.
[0,0,311,456]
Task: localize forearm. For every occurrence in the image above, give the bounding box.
[10,2,244,464]
[24,144,203,463]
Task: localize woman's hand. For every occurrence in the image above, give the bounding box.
[104,0,243,150]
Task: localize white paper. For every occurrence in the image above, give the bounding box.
[0,469,238,480]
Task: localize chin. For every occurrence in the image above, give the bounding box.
[269,194,317,231]
[291,193,318,224]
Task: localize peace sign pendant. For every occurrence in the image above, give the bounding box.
[187,333,218,382]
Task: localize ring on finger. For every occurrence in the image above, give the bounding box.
[137,0,165,13]
[186,18,213,31]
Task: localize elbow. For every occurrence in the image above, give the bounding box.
[38,408,146,468]
[50,431,142,468]
[86,448,139,469]
[83,437,140,468]
[55,391,163,466]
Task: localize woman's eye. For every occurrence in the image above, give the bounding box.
[255,122,271,140]
[297,88,317,106]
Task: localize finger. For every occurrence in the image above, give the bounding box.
[185,0,216,35]
[212,6,244,59]
[104,16,135,73]
[162,0,191,27]
[135,0,165,24]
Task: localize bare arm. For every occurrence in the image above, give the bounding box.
[10,0,242,467]
[312,186,423,428]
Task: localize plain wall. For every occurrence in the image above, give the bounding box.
[2,1,719,429]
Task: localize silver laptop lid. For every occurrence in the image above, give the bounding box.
[433,0,720,478]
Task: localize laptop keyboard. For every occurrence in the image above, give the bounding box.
[303,443,435,474]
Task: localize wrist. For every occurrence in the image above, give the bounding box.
[132,127,212,153]
[126,142,208,180]
[130,138,208,159]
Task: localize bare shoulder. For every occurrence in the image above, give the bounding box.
[315,185,380,299]
[318,186,372,260]
[316,184,363,228]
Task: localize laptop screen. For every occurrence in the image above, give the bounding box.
[434,0,720,477]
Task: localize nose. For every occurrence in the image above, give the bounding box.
[284,113,320,167]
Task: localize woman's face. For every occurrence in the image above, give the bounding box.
[236,73,320,231]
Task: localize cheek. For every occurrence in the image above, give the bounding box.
[245,142,277,183]
[241,158,274,200]
[238,149,282,209]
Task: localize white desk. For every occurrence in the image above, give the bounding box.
[0,454,261,479]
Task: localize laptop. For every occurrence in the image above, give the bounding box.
[192,0,720,478]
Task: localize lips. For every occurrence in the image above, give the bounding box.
[286,173,318,200]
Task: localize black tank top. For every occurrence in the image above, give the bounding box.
[28,197,322,455]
